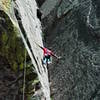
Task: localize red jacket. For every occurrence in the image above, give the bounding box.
[43,48,54,56]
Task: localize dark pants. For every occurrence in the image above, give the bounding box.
[43,55,51,64]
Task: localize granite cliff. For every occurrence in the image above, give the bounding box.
[1,0,100,100]
[0,0,50,100]
[40,0,100,100]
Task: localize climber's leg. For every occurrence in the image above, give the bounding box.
[47,55,52,64]
[43,56,47,64]
[43,55,52,64]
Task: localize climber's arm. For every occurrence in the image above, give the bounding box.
[35,42,44,50]
[51,52,61,59]
[38,45,44,50]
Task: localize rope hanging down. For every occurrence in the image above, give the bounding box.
[23,49,27,100]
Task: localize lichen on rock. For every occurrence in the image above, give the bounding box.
[0,0,11,12]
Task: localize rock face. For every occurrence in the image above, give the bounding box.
[40,0,100,100]
[15,0,50,99]
[0,8,25,99]
[0,0,50,100]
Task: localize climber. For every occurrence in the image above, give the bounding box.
[36,43,60,64]
[42,47,61,64]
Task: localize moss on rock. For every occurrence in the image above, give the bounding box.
[0,3,40,99]
[0,10,25,71]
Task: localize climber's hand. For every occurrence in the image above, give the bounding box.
[58,56,61,59]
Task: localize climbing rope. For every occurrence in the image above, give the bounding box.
[23,49,27,100]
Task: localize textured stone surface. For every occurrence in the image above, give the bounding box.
[0,0,50,100]
[41,0,100,100]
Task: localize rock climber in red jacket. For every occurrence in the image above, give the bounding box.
[39,45,61,64]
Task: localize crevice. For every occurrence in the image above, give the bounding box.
[14,8,41,74]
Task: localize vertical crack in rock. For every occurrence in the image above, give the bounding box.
[87,0,94,29]
[13,0,50,100]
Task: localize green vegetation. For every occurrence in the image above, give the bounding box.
[0,10,40,99]
[0,10,25,71]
